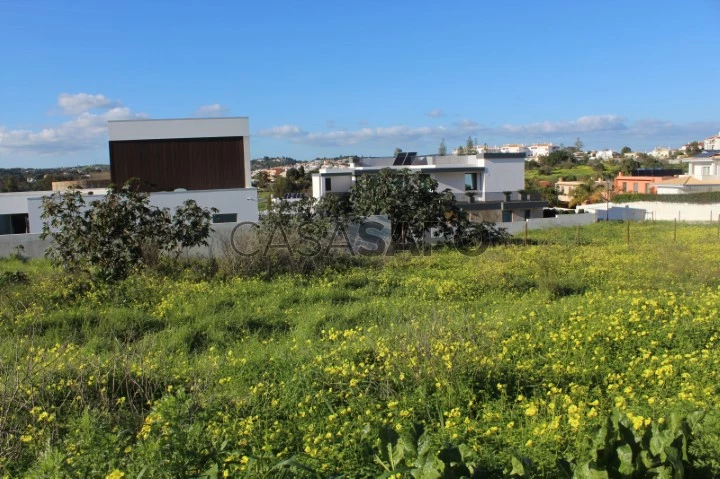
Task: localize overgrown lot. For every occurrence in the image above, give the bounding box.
[1,222,720,477]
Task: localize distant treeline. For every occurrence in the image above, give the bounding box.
[0,165,109,193]
[250,157,299,170]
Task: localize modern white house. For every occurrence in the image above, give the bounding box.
[703,132,720,151]
[528,143,560,159]
[650,147,672,159]
[500,144,530,156]
[594,149,615,160]
[654,150,720,194]
[0,117,259,236]
[311,152,547,222]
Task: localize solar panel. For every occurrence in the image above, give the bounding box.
[402,152,417,165]
[393,153,407,165]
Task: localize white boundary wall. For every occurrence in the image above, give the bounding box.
[0,234,51,258]
[498,212,597,235]
[0,224,244,260]
[582,202,720,222]
[26,188,259,234]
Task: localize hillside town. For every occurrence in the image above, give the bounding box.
[250,131,720,207]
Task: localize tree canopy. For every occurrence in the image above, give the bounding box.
[41,181,216,281]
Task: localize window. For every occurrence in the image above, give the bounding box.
[213,213,238,224]
[701,166,710,176]
[502,210,512,222]
[464,173,477,191]
[633,182,639,193]
[622,182,627,192]
[524,209,531,219]
[324,177,332,191]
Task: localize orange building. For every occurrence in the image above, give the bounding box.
[614,170,683,194]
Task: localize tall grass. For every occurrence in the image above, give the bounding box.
[1,222,719,477]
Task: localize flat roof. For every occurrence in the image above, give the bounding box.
[108,116,248,123]
[108,117,250,142]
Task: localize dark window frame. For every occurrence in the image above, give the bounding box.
[464,173,478,191]
[213,213,238,224]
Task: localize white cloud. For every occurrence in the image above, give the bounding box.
[256,120,480,147]
[493,115,628,136]
[627,119,718,139]
[194,103,230,117]
[426,108,445,118]
[253,115,720,150]
[256,124,306,138]
[0,94,146,158]
[58,93,120,115]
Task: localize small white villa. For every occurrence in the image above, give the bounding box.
[311,152,547,222]
[654,150,720,195]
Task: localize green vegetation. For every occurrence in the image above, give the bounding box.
[258,190,271,211]
[2,222,720,477]
[40,182,217,282]
[525,165,599,184]
[0,165,109,192]
[271,167,313,198]
[614,191,720,204]
[251,157,300,171]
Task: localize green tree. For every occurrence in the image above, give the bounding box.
[349,168,506,246]
[685,141,702,157]
[569,180,605,207]
[465,136,475,153]
[620,146,632,154]
[619,157,640,175]
[253,171,271,189]
[3,175,19,192]
[541,149,574,167]
[40,181,216,281]
[393,147,403,156]
[573,138,584,152]
[438,138,447,156]
[272,167,311,197]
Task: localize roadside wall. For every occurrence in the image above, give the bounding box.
[498,212,597,235]
[0,234,51,258]
[0,226,239,260]
[583,202,720,222]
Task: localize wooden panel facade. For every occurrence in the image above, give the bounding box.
[109,137,246,192]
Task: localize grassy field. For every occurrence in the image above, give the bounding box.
[1,222,720,477]
[525,165,603,184]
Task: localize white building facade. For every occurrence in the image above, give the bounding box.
[528,143,560,159]
[311,152,547,222]
[703,132,720,151]
[654,151,720,194]
[594,149,615,160]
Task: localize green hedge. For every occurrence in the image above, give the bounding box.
[614,191,720,204]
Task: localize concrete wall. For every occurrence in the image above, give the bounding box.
[583,202,720,222]
[0,192,46,215]
[27,188,259,234]
[498,212,597,235]
[432,172,468,197]
[0,233,51,259]
[482,158,525,193]
[1,216,393,260]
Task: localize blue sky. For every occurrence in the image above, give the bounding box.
[1,0,718,167]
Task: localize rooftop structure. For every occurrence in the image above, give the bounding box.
[312,152,547,222]
[108,117,251,192]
